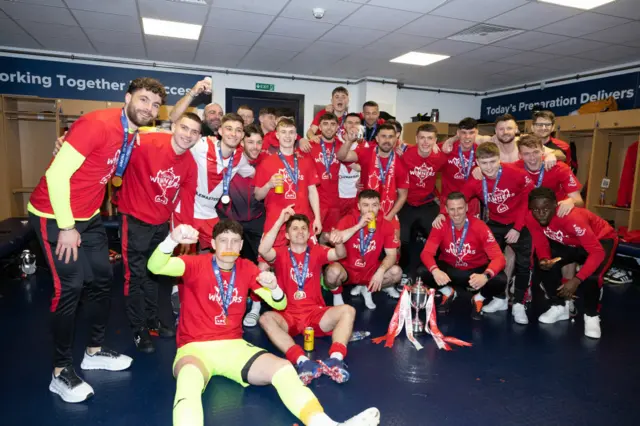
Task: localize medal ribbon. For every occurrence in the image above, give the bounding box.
[536,165,545,188]
[114,109,138,178]
[482,166,503,208]
[288,247,310,293]
[319,138,335,177]
[277,151,299,190]
[451,218,470,257]
[211,259,236,318]
[458,146,474,180]
[377,148,394,186]
[359,223,375,258]
[217,142,235,198]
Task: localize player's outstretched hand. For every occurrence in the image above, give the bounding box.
[170,225,199,245]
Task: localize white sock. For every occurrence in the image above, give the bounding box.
[473,293,485,302]
[250,301,261,314]
[333,294,344,306]
[362,288,376,309]
[330,352,344,361]
[171,285,178,295]
[296,355,310,365]
[439,286,453,297]
[308,412,338,426]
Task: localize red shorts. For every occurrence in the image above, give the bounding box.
[339,197,358,217]
[321,205,342,231]
[339,261,375,286]
[280,306,332,337]
[193,217,219,250]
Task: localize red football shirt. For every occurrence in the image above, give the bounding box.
[546,137,571,165]
[176,255,261,347]
[308,138,342,206]
[273,245,331,313]
[116,133,197,225]
[461,163,534,231]
[254,152,320,234]
[515,160,581,202]
[421,216,505,275]
[439,141,480,217]
[336,212,400,279]
[401,145,447,206]
[30,108,130,219]
[526,208,617,281]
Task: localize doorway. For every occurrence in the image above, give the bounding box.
[225,89,305,135]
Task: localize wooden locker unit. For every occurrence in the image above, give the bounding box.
[555,114,596,132]
[402,121,451,144]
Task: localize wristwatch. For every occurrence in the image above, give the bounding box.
[483,272,492,281]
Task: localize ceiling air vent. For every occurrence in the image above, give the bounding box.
[447,24,523,45]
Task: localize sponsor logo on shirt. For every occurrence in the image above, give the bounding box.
[289,262,314,285]
[449,156,472,180]
[208,283,244,325]
[445,240,476,267]
[410,163,435,188]
[544,228,568,244]
[568,175,577,188]
[100,149,121,185]
[487,188,512,213]
[573,224,586,236]
[486,230,496,243]
[150,167,181,205]
[279,167,304,200]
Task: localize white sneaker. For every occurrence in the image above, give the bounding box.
[512,303,529,325]
[383,287,401,299]
[566,300,577,318]
[49,367,94,403]
[339,407,380,425]
[538,305,570,324]
[362,288,376,310]
[584,314,601,339]
[333,293,345,306]
[482,297,508,313]
[80,348,132,371]
[350,285,363,296]
[604,267,632,285]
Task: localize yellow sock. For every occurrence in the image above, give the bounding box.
[173,364,206,426]
[271,365,324,425]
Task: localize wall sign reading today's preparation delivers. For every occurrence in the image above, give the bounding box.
[0,56,205,104]
[481,72,640,122]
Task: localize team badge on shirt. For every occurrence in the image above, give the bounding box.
[544,228,567,244]
[445,241,476,267]
[100,149,121,185]
[150,167,181,205]
[208,284,243,325]
[410,163,435,188]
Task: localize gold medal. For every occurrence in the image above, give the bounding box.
[294,290,306,300]
[111,176,122,187]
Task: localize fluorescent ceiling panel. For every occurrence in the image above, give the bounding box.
[142,17,202,40]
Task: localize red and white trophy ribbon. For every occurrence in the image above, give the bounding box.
[373,287,472,351]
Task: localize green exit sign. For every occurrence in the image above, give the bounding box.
[256,82,275,91]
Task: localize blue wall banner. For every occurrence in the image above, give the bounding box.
[0,56,204,104]
[480,72,640,122]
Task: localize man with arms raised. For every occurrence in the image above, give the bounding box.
[259,208,355,385]
[307,86,349,142]
[148,220,380,426]
[169,78,223,139]
[324,190,403,309]
[28,77,166,402]
[420,192,506,319]
[526,188,617,338]
[337,113,365,217]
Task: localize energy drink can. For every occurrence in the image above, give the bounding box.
[367,218,376,233]
[274,174,284,194]
[303,327,314,352]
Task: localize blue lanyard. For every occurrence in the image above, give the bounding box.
[114,109,137,178]
[451,218,469,256]
[482,167,503,207]
[288,247,310,292]
[377,148,394,185]
[364,123,377,142]
[536,165,545,188]
[458,146,474,180]
[359,221,375,258]
[217,142,235,196]
[277,151,298,189]
[211,259,236,318]
[319,138,335,176]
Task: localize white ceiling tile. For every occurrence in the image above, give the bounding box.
[93,41,146,58]
[536,12,629,37]
[206,8,275,32]
[429,0,529,23]
[624,39,640,48]
[320,25,387,46]
[8,0,65,6]
[197,41,250,58]
[594,0,640,20]
[138,0,208,25]
[421,39,480,56]
[534,38,610,55]
[496,66,559,79]
[304,40,360,58]
[66,0,137,16]
[372,32,437,50]
[0,1,76,25]
[330,56,376,75]
[200,27,261,46]
[487,2,581,30]
[254,34,314,52]
[16,20,83,40]
[0,30,41,48]
[469,61,522,74]
[72,10,141,33]
[358,43,410,59]
[84,28,144,46]
[459,45,523,61]
[398,14,475,38]
[211,0,288,16]
[575,44,640,62]
[238,47,299,69]
[367,0,447,13]
[538,56,608,72]
[582,21,640,44]
[494,31,570,50]
[0,17,26,35]
[281,0,362,24]
[266,17,334,40]
[147,49,196,64]
[497,51,559,66]
[340,5,417,31]
[39,36,95,53]
[194,53,241,68]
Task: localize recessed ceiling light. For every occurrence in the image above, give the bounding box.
[389,52,449,66]
[538,0,616,10]
[142,17,202,40]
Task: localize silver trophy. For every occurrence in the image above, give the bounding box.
[410,277,428,335]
